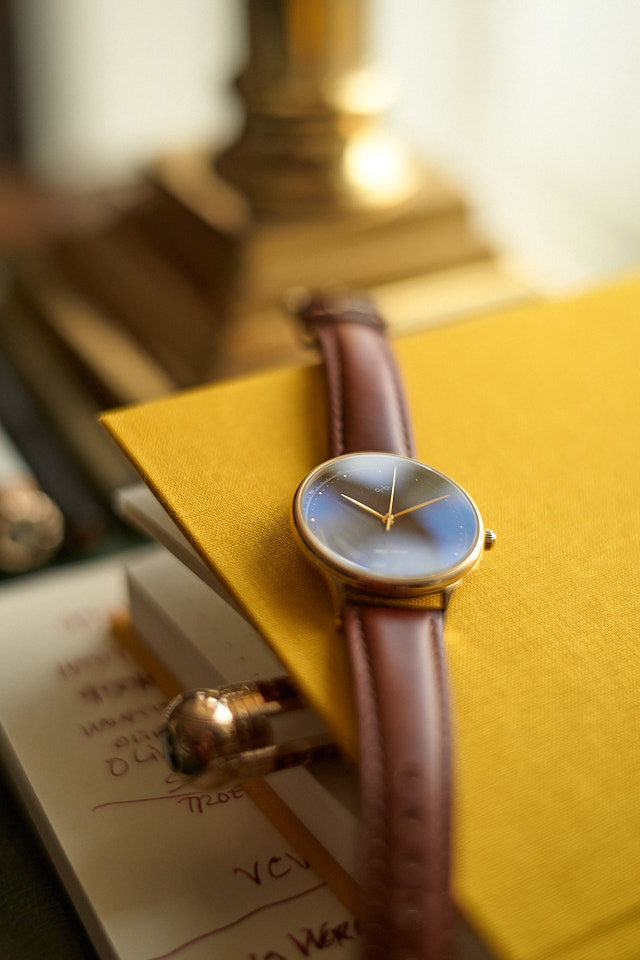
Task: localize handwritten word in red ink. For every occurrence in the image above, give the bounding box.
[80,700,166,738]
[112,726,163,750]
[287,919,361,957]
[247,917,361,959]
[92,781,246,814]
[57,645,129,680]
[79,671,155,705]
[177,784,244,814]
[139,882,330,958]
[105,744,165,777]
[164,773,243,800]
[234,852,311,886]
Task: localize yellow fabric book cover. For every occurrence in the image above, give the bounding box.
[102,276,640,960]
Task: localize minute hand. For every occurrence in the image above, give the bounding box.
[392,494,449,519]
[340,493,387,522]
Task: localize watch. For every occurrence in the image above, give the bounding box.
[291,293,495,960]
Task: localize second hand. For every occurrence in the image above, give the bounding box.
[384,467,397,531]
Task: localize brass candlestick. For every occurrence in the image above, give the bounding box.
[17,0,508,390]
[144,0,491,375]
[215,0,422,216]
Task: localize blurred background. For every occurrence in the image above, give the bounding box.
[0,0,639,577]
[0,5,639,957]
[3,0,640,289]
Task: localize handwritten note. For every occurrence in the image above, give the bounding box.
[0,550,359,960]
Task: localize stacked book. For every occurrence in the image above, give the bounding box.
[101,275,640,960]
[114,481,362,912]
[2,273,639,959]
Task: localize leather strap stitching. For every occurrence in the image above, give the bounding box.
[381,334,415,459]
[299,294,454,957]
[305,298,415,459]
[317,325,346,457]
[347,605,453,960]
[344,605,390,960]
[428,611,453,957]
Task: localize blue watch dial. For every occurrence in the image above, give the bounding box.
[293,452,483,594]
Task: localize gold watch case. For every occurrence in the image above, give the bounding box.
[292,452,491,601]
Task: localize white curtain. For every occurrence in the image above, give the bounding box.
[12,0,640,290]
[374,0,640,289]
[11,0,244,183]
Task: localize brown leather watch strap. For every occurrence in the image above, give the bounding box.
[300,293,454,960]
[301,293,415,458]
[345,605,452,960]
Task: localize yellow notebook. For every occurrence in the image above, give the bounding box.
[102,275,640,960]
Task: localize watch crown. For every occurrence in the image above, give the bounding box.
[484,529,497,550]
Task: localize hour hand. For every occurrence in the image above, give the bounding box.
[340,493,386,522]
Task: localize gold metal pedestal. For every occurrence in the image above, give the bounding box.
[148,150,492,376]
[215,0,423,218]
[8,0,532,399]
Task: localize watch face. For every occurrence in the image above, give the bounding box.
[293,452,483,596]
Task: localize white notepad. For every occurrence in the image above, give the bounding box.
[0,550,360,960]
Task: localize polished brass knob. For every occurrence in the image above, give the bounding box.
[162,677,336,789]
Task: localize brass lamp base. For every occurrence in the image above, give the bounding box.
[148,150,492,377]
[14,149,500,386]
